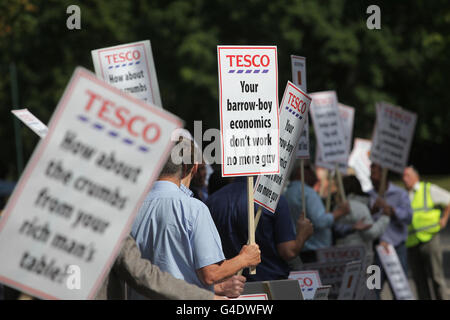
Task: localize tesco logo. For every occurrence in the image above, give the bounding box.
[287,92,307,114]
[298,277,314,288]
[105,50,141,64]
[226,54,270,68]
[83,90,161,144]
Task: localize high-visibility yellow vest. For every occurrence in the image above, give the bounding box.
[406,182,441,248]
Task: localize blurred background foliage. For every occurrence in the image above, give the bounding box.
[1,0,450,181]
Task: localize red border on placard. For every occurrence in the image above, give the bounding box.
[0,67,182,300]
[253,81,311,213]
[218,46,280,177]
[289,270,322,286]
[97,42,157,105]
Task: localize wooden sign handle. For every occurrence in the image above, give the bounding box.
[325,170,332,212]
[378,167,388,197]
[247,176,256,275]
[300,159,306,218]
[238,206,263,276]
[335,163,347,202]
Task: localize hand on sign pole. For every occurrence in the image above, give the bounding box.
[239,244,261,268]
[332,201,350,219]
[297,211,314,242]
[237,206,263,276]
[379,241,391,254]
[216,275,246,298]
[372,197,393,217]
[352,219,372,231]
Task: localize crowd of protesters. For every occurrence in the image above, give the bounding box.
[0,134,449,300]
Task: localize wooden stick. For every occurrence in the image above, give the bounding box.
[300,159,306,217]
[335,163,347,202]
[247,176,256,275]
[378,167,388,197]
[238,206,263,276]
[326,169,332,212]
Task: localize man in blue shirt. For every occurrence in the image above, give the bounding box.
[284,165,350,255]
[369,163,412,299]
[206,177,313,282]
[131,139,261,299]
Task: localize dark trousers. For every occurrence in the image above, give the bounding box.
[408,235,448,300]
[374,241,408,300]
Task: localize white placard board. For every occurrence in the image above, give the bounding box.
[301,261,349,300]
[337,261,362,300]
[217,45,279,176]
[12,109,48,138]
[313,285,331,300]
[315,103,354,173]
[91,40,163,107]
[354,253,374,300]
[290,55,309,159]
[253,81,311,212]
[376,244,415,300]
[348,138,373,192]
[0,67,182,300]
[370,102,417,174]
[309,91,347,164]
[288,270,322,300]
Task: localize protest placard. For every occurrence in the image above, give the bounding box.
[301,260,349,300]
[317,245,366,263]
[354,253,374,300]
[348,138,373,192]
[288,270,322,300]
[92,40,162,107]
[217,45,279,176]
[376,244,415,300]
[0,67,182,300]
[312,285,331,300]
[309,91,347,163]
[370,102,417,174]
[337,261,362,300]
[315,103,354,174]
[12,109,48,138]
[253,81,311,213]
[290,55,309,159]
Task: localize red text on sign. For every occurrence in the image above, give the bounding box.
[105,50,141,64]
[287,92,307,114]
[225,54,270,68]
[83,90,161,144]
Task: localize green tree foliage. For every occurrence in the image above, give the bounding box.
[1,0,449,180]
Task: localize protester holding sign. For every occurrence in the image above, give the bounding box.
[368,163,412,299]
[334,175,390,254]
[284,164,349,261]
[130,140,261,299]
[206,177,313,281]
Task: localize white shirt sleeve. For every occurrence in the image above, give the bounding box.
[430,184,450,206]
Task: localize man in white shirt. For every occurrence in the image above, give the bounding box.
[403,166,450,299]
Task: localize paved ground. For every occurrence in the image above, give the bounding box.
[380,223,450,300]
